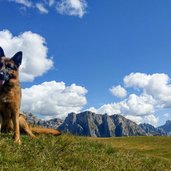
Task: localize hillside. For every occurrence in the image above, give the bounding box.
[0,134,171,171]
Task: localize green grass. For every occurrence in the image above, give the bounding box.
[0,134,171,171]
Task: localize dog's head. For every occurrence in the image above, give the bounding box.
[0,47,22,86]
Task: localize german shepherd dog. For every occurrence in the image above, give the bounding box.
[0,47,61,144]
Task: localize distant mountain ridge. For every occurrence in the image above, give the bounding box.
[139,123,166,136]
[24,112,63,129]
[58,111,147,136]
[24,111,170,137]
[159,120,171,135]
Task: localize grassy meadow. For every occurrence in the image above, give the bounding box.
[0,134,171,171]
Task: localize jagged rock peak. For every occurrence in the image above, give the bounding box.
[58,111,147,137]
[158,120,171,135]
[139,123,166,136]
[23,112,64,129]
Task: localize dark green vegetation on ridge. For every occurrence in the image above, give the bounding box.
[0,134,171,171]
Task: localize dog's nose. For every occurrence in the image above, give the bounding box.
[0,72,5,80]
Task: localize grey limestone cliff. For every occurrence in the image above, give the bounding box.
[58,111,147,137]
[24,111,168,137]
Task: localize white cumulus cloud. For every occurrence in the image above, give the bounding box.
[88,95,157,126]
[124,72,151,88]
[125,114,158,126]
[124,73,171,108]
[21,81,88,119]
[56,0,87,18]
[36,3,48,14]
[9,0,32,7]
[88,93,157,126]
[8,0,87,17]
[120,94,155,116]
[0,29,53,82]
[88,94,155,117]
[110,85,127,98]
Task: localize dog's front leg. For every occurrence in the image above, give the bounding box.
[12,110,21,144]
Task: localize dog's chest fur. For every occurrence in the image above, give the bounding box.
[0,82,21,105]
[0,81,21,133]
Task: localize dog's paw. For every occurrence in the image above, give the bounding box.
[14,139,21,145]
[31,135,38,139]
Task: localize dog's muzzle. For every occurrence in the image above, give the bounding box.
[0,70,10,86]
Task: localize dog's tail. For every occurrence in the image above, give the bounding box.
[19,113,61,136]
[30,126,61,136]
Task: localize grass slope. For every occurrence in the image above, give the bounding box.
[0,134,171,171]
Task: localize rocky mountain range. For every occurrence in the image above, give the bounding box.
[139,123,167,136]
[158,120,171,135]
[24,112,63,129]
[24,111,171,137]
[58,111,147,136]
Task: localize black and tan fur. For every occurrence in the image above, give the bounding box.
[0,47,61,144]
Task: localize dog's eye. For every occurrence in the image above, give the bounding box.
[6,64,15,70]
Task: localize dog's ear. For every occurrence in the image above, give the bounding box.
[11,51,22,67]
[0,47,5,58]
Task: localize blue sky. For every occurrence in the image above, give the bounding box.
[0,0,171,126]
